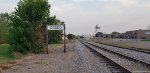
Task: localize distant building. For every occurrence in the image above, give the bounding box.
[123,30,150,39]
[96,29,150,39]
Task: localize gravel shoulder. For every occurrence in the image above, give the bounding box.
[3,42,88,73]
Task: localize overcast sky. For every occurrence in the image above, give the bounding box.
[0,0,150,35]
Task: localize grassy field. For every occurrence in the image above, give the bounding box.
[141,39,150,42]
[88,38,150,51]
[0,44,15,64]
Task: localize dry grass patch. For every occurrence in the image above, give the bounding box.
[1,59,24,70]
[87,38,150,51]
[48,44,64,53]
[94,39,150,51]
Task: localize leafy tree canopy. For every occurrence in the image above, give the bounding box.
[111,32,120,34]
[16,0,50,22]
[67,34,76,40]
[9,0,50,54]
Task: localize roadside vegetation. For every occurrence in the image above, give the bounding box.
[0,13,10,44]
[0,0,64,66]
[67,33,76,43]
[141,39,150,42]
[0,44,14,64]
[67,34,76,40]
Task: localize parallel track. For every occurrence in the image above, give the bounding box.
[96,41,150,54]
[81,41,150,73]
[84,41,150,65]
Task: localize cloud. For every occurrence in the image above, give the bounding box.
[50,0,150,35]
[0,2,16,13]
[0,0,150,35]
[72,0,94,2]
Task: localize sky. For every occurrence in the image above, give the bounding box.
[0,0,150,35]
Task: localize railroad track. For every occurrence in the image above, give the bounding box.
[95,42,150,54]
[83,40,150,65]
[81,40,150,73]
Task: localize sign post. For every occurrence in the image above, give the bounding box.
[46,24,49,54]
[47,24,66,53]
[63,24,66,53]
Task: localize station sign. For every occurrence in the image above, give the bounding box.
[47,25,64,30]
[46,24,66,54]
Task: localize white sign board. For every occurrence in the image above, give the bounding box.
[46,24,66,53]
[47,25,64,30]
[145,31,150,35]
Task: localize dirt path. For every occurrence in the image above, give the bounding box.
[3,42,88,73]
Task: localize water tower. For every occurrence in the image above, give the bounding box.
[95,24,100,35]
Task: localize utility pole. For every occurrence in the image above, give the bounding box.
[64,24,66,53]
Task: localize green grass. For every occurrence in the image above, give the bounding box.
[0,44,15,64]
[141,39,150,42]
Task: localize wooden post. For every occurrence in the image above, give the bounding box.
[46,24,49,54]
[64,24,66,53]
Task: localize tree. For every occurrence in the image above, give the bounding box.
[10,0,50,54]
[111,32,120,34]
[67,34,76,40]
[0,13,10,44]
[95,32,103,37]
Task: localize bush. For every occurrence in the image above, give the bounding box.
[67,34,76,40]
[0,13,10,44]
[9,0,50,54]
